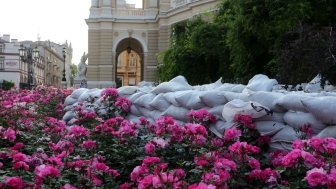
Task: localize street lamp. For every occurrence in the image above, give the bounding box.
[61,47,67,88]
[19,45,39,89]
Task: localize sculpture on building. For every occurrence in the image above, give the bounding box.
[76,52,88,88]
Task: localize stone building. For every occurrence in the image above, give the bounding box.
[0,34,73,89]
[86,0,219,88]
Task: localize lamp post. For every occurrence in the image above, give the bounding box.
[61,47,67,88]
[19,45,39,90]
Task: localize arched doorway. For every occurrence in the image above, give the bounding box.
[115,37,144,87]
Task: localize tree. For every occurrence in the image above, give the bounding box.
[70,64,78,87]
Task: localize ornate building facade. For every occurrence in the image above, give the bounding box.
[86,0,219,88]
[0,34,72,89]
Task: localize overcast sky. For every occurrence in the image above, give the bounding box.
[0,0,142,64]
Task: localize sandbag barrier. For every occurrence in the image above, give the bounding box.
[63,74,336,151]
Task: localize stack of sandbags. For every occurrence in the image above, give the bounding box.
[63,88,103,125]
[61,74,336,152]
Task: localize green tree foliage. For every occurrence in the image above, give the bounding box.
[158,17,232,85]
[159,0,336,85]
[70,64,78,86]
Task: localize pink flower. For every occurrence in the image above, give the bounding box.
[4,176,23,189]
[301,151,324,167]
[224,127,241,142]
[188,182,216,189]
[305,168,328,187]
[211,138,224,147]
[13,161,29,171]
[12,152,29,162]
[4,128,16,142]
[3,100,13,108]
[300,124,313,138]
[115,97,132,112]
[61,184,78,189]
[119,182,132,189]
[102,88,118,99]
[281,149,301,167]
[67,125,90,138]
[323,138,336,154]
[145,142,156,154]
[81,140,97,150]
[9,142,25,151]
[248,157,261,169]
[35,164,60,178]
[142,156,160,166]
[327,168,336,189]
[308,137,324,153]
[92,174,103,186]
[234,114,255,129]
[187,109,216,125]
[229,141,260,155]
[214,158,237,171]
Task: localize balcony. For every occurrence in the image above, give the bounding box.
[89,8,158,20]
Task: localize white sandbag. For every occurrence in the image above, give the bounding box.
[316,126,336,138]
[137,106,154,119]
[70,88,89,99]
[246,74,278,92]
[133,93,156,109]
[126,114,143,123]
[149,93,171,112]
[254,112,285,123]
[138,86,154,93]
[127,92,146,103]
[216,83,236,92]
[163,91,185,107]
[283,111,326,134]
[63,111,75,122]
[64,96,78,106]
[222,99,270,122]
[151,76,192,94]
[254,121,287,136]
[64,105,74,112]
[271,126,300,143]
[149,110,163,120]
[130,105,142,116]
[78,89,102,102]
[138,81,155,87]
[161,105,189,122]
[304,74,323,93]
[199,91,227,107]
[275,94,308,112]
[209,120,235,138]
[248,91,286,112]
[301,96,336,125]
[117,86,139,96]
[206,105,225,118]
[223,91,250,102]
[231,84,246,93]
[175,91,205,109]
[193,78,223,91]
[269,142,293,152]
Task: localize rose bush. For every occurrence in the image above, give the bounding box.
[1,86,336,188]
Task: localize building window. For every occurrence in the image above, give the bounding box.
[116,76,123,87]
[129,54,136,67]
[0,57,4,70]
[0,44,3,53]
[129,77,136,86]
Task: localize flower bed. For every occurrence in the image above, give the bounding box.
[1,87,336,188]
